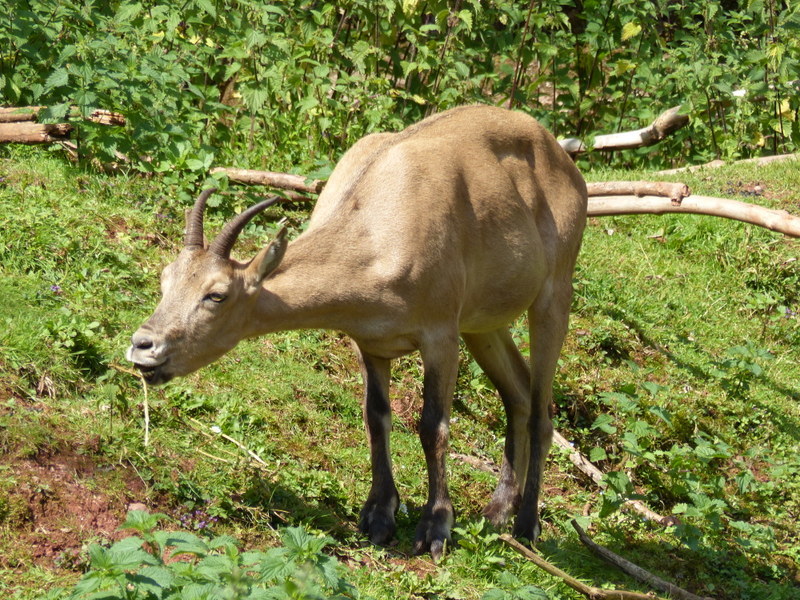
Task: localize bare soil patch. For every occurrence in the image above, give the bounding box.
[0,445,147,571]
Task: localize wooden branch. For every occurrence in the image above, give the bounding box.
[587,194,800,238]
[0,122,72,144]
[552,432,670,524]
[0,105,125,125]
[571,521,713,600]
[560,106,689,154]
[0,106,46,123]
[210,167,325,195]
[587,181,689,202]
[500,534,665,600]
[658,153,799,175]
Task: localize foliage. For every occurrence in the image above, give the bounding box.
[2,106,800,600]
[1,0,799,175]
[44,510,358,600]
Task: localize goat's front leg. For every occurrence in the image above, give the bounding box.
[354,344,400,545]
[414,334,460,561]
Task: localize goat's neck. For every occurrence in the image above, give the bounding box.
[251,232,372,337]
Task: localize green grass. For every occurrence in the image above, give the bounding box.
[1,145,798,599]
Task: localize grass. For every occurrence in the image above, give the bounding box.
[0,144,798,599]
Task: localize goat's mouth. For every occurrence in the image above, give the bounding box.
[132,360,172,385]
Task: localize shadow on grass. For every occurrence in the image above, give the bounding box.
[600,304,800,443]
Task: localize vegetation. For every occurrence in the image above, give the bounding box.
[1,147,799,599]
[1,1,799,599]
[2,0,799,179]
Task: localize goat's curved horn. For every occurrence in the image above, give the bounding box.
[184,188,217,249]
[209,195,282,258]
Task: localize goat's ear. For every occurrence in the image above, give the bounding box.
[246,225,288,288]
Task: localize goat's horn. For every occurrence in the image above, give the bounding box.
[184,188,217,249]
[209,195,282,258]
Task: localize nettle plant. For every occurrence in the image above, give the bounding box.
[586,382,780,553]
[49,511,358,600]
[2,1,798,174]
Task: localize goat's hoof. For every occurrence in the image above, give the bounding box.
[412,508,453,561]
[359,505,396,546]
[512,517,541,545]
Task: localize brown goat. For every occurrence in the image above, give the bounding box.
[127,105,587,559]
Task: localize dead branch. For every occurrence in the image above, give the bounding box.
[210,167,325,195]
[0,105,125,125]
[587,194,800,238]
[553,432,671,525]
[500,534,665,600]
[560,106,689,155]
[587,181,689,202]
[657,153,799,175]
[0,106,46,123]
[0,122,72,144]
[449,452,500,475]
[571,521,713,600]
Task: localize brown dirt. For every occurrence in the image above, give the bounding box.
[0,445,148,571]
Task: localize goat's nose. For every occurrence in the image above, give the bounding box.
[131,333,154,351]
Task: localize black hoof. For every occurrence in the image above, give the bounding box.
[359,504,397,546]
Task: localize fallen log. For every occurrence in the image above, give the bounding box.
[0,122,72,144]
[587,194,800,238]
[0,106,46,123]
[657,153,799,175]
[559,106,689,155]
[0,105,125,125]
[587,181,689,202]
[210,167,325,195]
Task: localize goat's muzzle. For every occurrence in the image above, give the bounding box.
[126,331,173,385]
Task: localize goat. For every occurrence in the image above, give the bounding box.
[127,105,588,559]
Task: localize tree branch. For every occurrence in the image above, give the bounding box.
[657,153,799,175]
[560,106,689,154]
[500,534,667,600]
[210,167,325,195]
[587,181,689,202]
[571,521,714,600]
[587,194,800,237]
[552,432,671,525]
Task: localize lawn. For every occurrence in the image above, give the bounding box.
[1,146,798,599]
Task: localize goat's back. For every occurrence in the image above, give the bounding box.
[301,105,587,334]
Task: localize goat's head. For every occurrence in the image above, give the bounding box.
[127,189,287,385]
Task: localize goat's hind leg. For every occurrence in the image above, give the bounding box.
[354,344,400,545]
[463,329,531,527]
[514,280,573,543]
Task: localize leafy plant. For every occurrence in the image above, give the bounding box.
[48,510,358,600]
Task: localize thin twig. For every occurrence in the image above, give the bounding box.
[186,416,272,469]
[571,521,714,600]
[500,534,664,600]
[196,448,234,464]
[552,431,670,524]
[142,378,150,447]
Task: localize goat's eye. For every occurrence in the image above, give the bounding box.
[205,292,227,303]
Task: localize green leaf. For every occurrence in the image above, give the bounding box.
[119,510,169,535]
[116,2,143,23]
[591,413,617,434]
[44,68,69,93]
[128,566,175,599]
[196,0,217,18]
[621,22,642,42]
[589,446,608,462]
